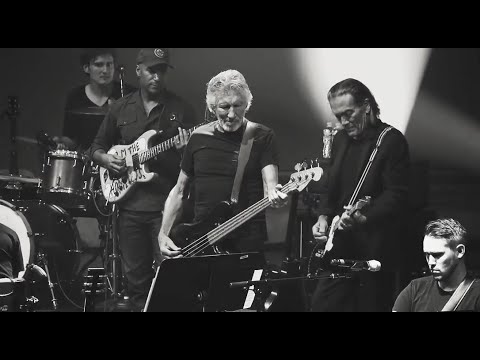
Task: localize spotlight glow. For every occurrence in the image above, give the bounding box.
[293,48,431,133]
[408,90,480,173]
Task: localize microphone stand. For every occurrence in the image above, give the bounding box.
[103,203,130,312]
[229,272,353,290]
[118,66,125,98]
[36,252,58,311]
[230,273,353,312]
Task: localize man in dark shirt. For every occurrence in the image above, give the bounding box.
[0,223,24,280]
[393,218,480,312]
[55,48,136,153]
[158,69,288,260]
[90,48,197,311]
[310,78,410,312]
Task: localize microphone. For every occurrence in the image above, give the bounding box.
[322,123,333,159]
[330,259,381,272]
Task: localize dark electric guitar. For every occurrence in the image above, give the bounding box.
[171,165,324,258]
[307,196,371,275]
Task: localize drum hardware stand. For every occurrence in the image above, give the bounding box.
[7,95,20,177]
[88,176,126,311]
[110,204,122,300]
[21,265,42,312]
[118,65,125,98]
[22,295,39,312]
[102,203,128,311]
[36,252,58,311]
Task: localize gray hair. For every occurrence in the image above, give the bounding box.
[206,70,253,113]
[328,78,381,120]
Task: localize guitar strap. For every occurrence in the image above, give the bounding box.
[347,126,393,206]
[441,277,476,312]
[231,120,257,204]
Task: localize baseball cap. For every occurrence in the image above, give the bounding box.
[136,48,174,69]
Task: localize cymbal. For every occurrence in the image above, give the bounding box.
[2,137,41,146]
[0,174,41,185]
[15,136,38,145]
[68,107,108,116]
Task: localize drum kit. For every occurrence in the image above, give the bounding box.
[1,104,120,312]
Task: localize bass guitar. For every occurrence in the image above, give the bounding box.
[100,122,208,204]
[171,165,324,257]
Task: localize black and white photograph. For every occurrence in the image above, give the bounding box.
[1,48,479,312]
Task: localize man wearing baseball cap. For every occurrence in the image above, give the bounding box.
[136,48,174,69]
[90,48,198,311]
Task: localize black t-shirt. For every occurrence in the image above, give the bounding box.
[181,121,279,251]
[393,276,480,312]
[0,224,24,279]
[63,81,136,152]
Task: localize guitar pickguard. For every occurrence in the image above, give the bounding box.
[117,138,146,161]
[102,137,150,203]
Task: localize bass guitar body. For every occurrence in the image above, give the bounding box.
[171,201,234,256]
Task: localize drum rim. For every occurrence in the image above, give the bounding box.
[0,278,25,284]
[47,150,87,161]
[40,187,92,199]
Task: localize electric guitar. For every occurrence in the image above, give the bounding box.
[307,196,371,275]
[99,122,208,204]
[170,165,324,257]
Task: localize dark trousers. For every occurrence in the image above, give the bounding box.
[118,210,163,311]
[310,270,395,312]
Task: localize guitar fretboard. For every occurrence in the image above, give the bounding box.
[138,122,209,164]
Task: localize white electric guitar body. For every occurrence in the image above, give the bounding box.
[100,123,206,204]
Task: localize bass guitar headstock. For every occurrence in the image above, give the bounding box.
[289,159,323,194]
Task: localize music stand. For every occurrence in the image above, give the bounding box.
[143,252,265,312]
